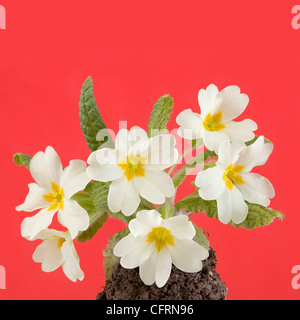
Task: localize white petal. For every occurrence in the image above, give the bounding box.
[127,126,149,155]
[107,176,128,213]
[86,163,123,182]
[237,173,275,206]
[115,129,129,155]
[113,234,139,257]
[222,119,257,143]
[217,187,248,224]
[45,146,63,185]
[121,179,141,216]
[176,109,202,140]
[202,130,229,153]
[235,136,273,172]
[21,207,56,240]
[115,127,148,156]
[29,151,51,189]
[32,228,65,241]
[146,134,179,170]
[230,186,249,224]
[16,183,49,212]
[217,139,246,167]
[33,237,63,272]
[198,84,220,117]
[129,210,162,238]
[57,199,89,239]
[60,160,87,188]
[155,247,172,288]
[29,147,62,190]
[139,250,157,286]
[217,188,233,224]
[218,85,249,121]
[168,238,208,272]
[119,239,154,269]
[134,176,165,204]
[162,215,195,240]
[61,239,84,282]
[95,148,120,165]
[195,166,225,200]
[63,171,91,199]
[144,170,175,198]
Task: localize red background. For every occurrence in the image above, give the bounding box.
[0,0,299,300]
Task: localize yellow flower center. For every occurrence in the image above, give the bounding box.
[118,153,146,181]
[52,236,66,248]
[223,164,244,190]
[203,112,226,132]
[43,182,65,211]
[57,237,66,248]
[146,226,175,252]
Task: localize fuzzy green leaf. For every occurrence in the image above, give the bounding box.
[192,224,210,250]
[13,153,32,170]
[175,193,284,230]
[75,181,111,242]
[79,76,113,152]
[245,135,271,146]
[230,203,284,229]
[147,94,174,137]
[103,228,130,280]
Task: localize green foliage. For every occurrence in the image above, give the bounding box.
[13,153,32,170]
[103,228,130,280]
[75,181,111,242]
[192,224,210,250]
[230,203,284,230]
[175,193,284,230]
[147,94,174,137]
[245,135,271,146]
[79,76,113,152]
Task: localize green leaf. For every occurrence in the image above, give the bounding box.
[13,153,32,169]
[175,193,284,230]
[192,224,210,250]
[76,210,109,242]
[79,76,114,152]
[230,203,284,230]
[103,228,130,280]
[172,148,217,188]
[147,94,174,137]
[75,181,111,242]
[175,193,218,218]
[172,152,205,188]
[245,135,272,146]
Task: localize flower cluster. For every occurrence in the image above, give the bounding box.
[15,81,280,288]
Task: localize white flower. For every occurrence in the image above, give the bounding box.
[86,127,178,216]
[16,146,91,240]
[30,229,84,282]
[113,210,209,288]
[176,84,257,152]
[195,136,275,224]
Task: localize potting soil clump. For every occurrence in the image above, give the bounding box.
[97,248,227,300]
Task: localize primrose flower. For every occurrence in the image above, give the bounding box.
[86,127,178,216]
[113,210,209,288]
[176,84,257,152]
[16,146,90,239]
[30,229,84,282]
[195,136,275,224]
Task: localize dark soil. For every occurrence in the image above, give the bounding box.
[97,248,227,300]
